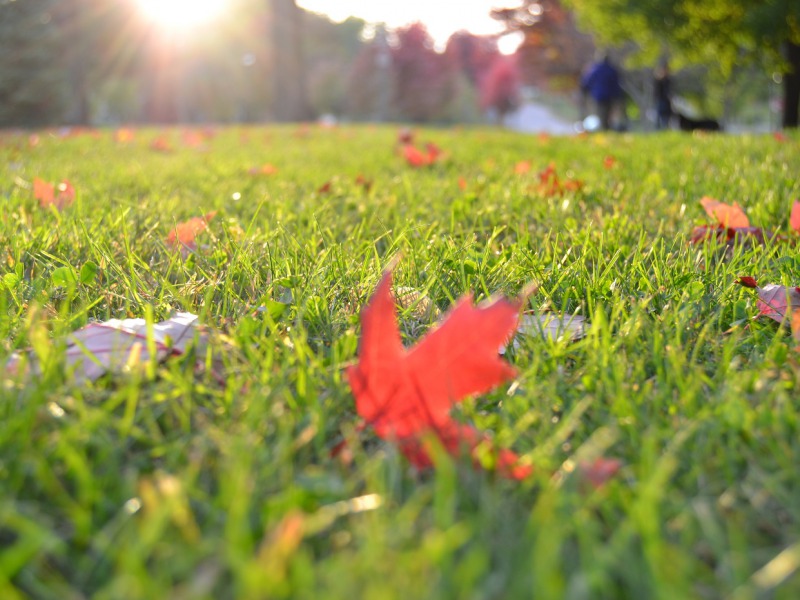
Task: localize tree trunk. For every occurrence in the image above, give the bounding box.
[782,40,800,129]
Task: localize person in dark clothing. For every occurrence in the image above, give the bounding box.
[581,53,623,131]
[654,64,672,129]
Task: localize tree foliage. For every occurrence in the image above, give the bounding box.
[562,0,800,126]
[389,23,458,123]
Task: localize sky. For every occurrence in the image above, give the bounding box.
[296,0,521,53]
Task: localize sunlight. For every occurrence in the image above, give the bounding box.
[136,0,228,30]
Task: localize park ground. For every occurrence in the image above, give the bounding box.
[1,124,800,598]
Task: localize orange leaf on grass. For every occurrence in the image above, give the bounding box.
[700,196,749,229]
[166,211,217,249]
[347,266,531,479]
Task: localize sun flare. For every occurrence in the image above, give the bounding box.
[136,0,228,30]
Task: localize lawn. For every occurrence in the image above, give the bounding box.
[1,125,800,599]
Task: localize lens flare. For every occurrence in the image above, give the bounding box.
[136,0,227,30]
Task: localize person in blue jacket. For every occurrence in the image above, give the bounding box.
[580,53,623,131]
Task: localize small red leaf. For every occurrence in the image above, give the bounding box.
[736,277,758,289]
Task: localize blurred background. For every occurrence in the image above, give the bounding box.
[0,0,797,130]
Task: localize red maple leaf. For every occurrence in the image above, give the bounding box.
[347,267,532,479]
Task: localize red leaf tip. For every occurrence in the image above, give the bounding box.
[737,277,758,289]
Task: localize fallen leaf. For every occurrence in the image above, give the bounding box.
[514,160,531,175]
[7,312,203,383]
[248,163,278,176]
[397,128,414,145]
[737,278,800,324]
[402,144,431,168]
[166,212,217,250]
[578,457,622,489]
[790,201,800,235]
[150,135,173,152]
[700,196,749,229]
[512,312,588,347]
[347,266,531,479]
[34,178,74,210]
[114,128,135,143]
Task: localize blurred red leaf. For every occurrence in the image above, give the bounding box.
[150,135,173,152]
[397,128,414,145]
[514,160,531,174]
[34,178,74,210]
[355,174,373,192]
[114,128,135,143]
[700,196,749,228]
[248,163,278,176]
[318,180,332,194]
[603,155,617,169]
[166,211,217,249]
[347,266,531,479]
[790,201,800,234]
[579,457,622,489]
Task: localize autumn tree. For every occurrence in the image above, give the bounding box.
[444,31,499,87]
[480,56,521,122]
[389,23,458,122]
[491,0,594,91]
[562,0,800,128]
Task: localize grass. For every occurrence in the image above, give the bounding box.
[1,124,800,599]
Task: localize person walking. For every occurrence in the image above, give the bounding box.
[580,53,622,131]
[654,63,673,129]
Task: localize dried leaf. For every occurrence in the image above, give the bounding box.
[7,312,203,383]
[515,312,588,345]
[737,278,800,324]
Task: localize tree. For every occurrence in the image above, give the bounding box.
[0,0,69,126]
[491,0,594,91]
[480,56,521,122]
[561,0,800,128]
[389,23,458,122]
[269,0,311,121]
[304,14,366,117]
